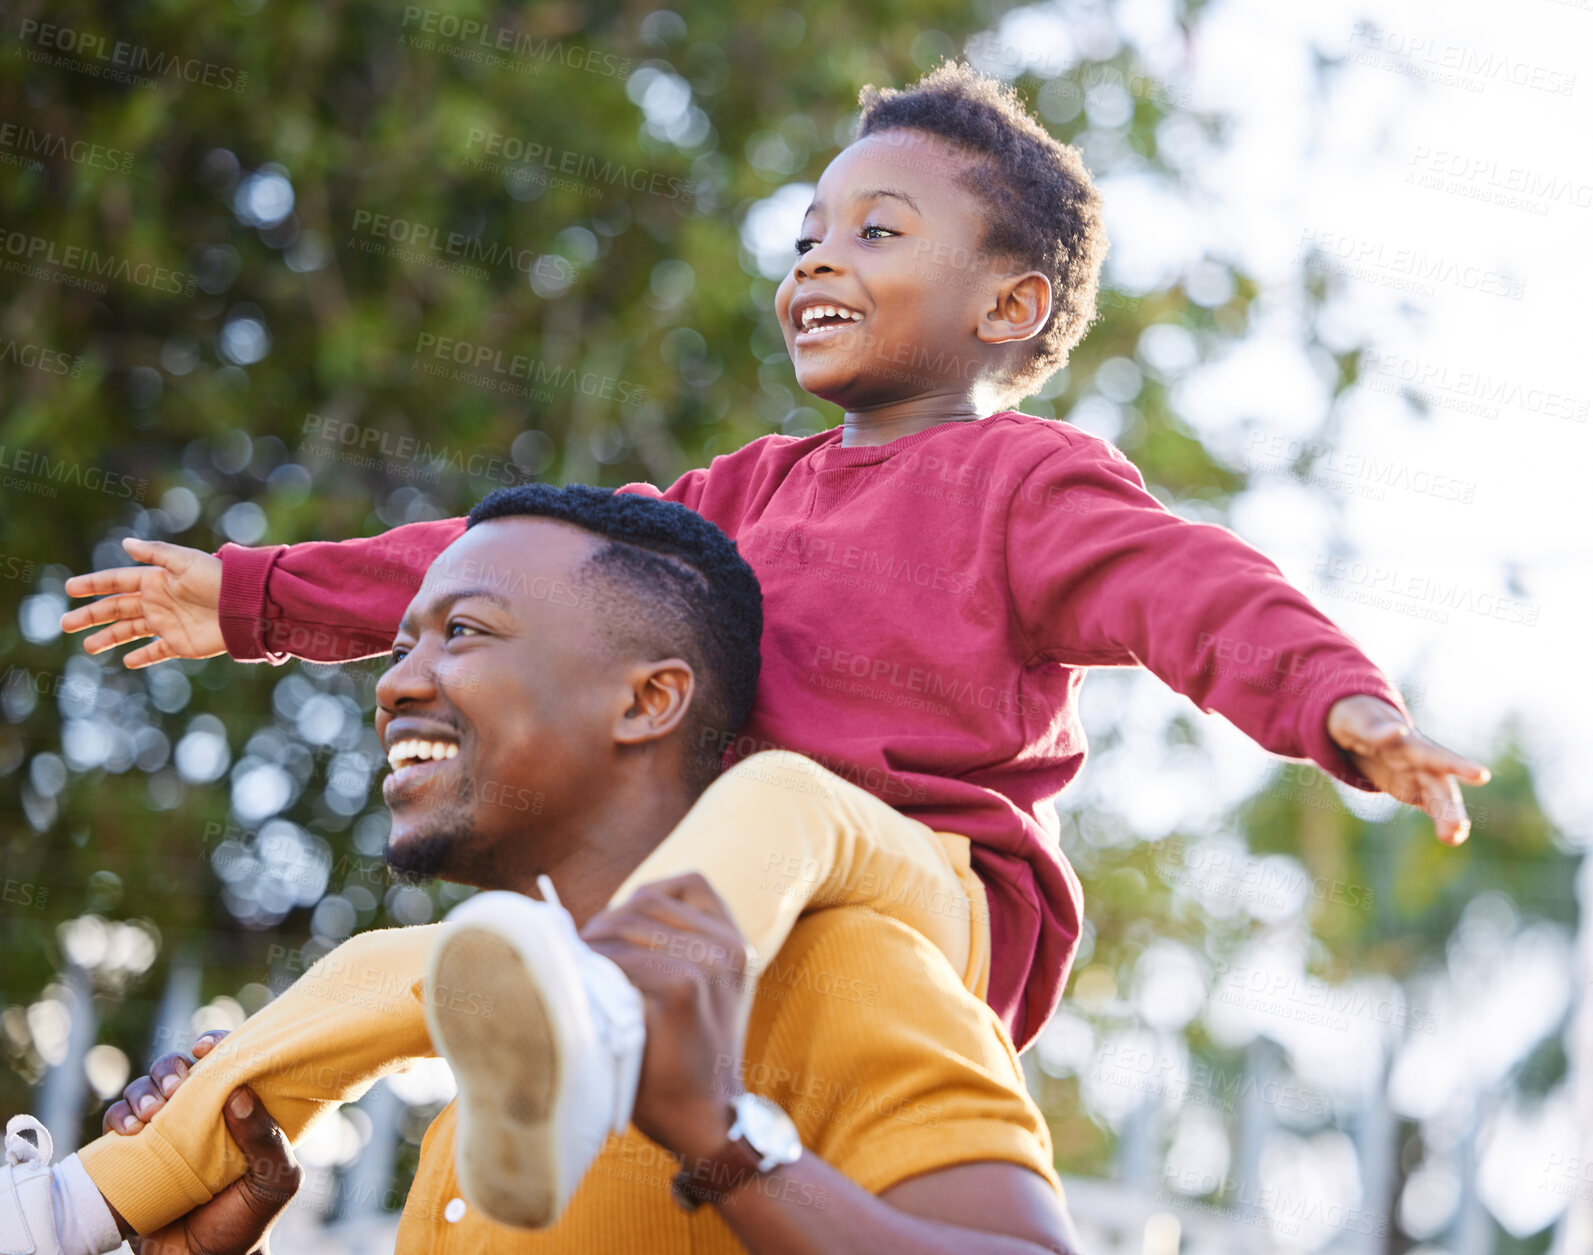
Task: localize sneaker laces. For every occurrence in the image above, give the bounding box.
[536,875,646,1133]
[4,1115,52,1169]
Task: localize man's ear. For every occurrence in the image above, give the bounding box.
[613,659,695,746]
[975,270,1052,346]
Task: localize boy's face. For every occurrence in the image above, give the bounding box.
[774,128,1018,410]
[374,518,620,888]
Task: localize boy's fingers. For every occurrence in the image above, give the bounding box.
[1414,770,1466,844]
[122,639,176,669]
[61,592,147,633]
[1406,735,1492,785]
[62,566,145,601]
[192,1030,229,1058]
[83,620,154,656]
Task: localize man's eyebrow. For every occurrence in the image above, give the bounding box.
[394,586,515,639]
[803,187,924,220]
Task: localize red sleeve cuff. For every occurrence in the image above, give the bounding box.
[1297,676,1412,792]
[217,543,289,663]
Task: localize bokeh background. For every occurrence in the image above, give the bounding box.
[2,0,1589,1251]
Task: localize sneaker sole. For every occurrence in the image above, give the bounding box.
[426,923,567,1229]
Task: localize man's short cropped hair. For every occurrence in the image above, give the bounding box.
[469,483,763,794]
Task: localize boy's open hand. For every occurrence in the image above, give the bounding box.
[61,538,225,668]
[1327,695,1490,846]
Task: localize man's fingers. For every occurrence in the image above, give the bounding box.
[61,591,148,634]
[619,873,736,923]
[222,1088,302,1213]
[192,1030,229,1059]
[149,1053,191,1098]
[120,1075,167,1124]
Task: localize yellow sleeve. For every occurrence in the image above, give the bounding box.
[747,910,1059,1198]
[78,924,441,1234]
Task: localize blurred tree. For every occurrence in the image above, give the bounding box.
[0,1,1565,1248]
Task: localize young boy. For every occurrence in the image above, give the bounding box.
[51,60,1485,1240]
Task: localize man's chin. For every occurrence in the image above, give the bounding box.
[383,826,457,884]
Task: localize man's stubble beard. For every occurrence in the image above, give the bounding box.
[382,773,485,884]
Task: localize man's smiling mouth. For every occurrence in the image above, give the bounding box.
[385,738,460,788]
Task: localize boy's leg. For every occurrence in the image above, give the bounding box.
[609,750,989,994]
[75,924,439,1235]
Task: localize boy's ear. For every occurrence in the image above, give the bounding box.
[613,659,695,746]
[976,271,1053,346]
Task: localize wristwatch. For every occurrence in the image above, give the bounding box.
[671,1092,803,1211]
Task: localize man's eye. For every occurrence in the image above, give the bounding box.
[390,646,409,664]
[446,621,480,639]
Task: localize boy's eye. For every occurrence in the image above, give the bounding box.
[390,645,409,664]
[794,237,817,256]
[861,224,896,240]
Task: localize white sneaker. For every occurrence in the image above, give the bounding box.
[424,876,646,1229]
[1,1115,63,1255]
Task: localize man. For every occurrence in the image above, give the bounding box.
[8,486,1080,1254]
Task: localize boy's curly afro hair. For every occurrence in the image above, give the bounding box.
[857,60,1108,407]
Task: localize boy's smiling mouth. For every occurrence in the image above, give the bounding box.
[791,295,866,344]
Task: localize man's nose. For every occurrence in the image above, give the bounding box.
[376,643,441,713]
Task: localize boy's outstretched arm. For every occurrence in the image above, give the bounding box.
[61,519,466,666]
[59,469,711,668]
[1006,432,1490,845]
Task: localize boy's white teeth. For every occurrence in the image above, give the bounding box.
[386,739,460,770]
[799,304,863,329]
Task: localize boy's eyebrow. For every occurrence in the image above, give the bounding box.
[394,586,514,639]
[803,187,924,219]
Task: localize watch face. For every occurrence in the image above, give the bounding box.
[738,1093,803,1163]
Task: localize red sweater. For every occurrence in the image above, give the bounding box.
[217,412,1406,1050]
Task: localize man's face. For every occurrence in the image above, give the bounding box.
[373,517,617,887]
[773,128,1009,408]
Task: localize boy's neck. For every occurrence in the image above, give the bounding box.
[838,396,987,447]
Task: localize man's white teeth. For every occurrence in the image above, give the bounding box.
[386,739,460,770]
[799,304,864,329]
